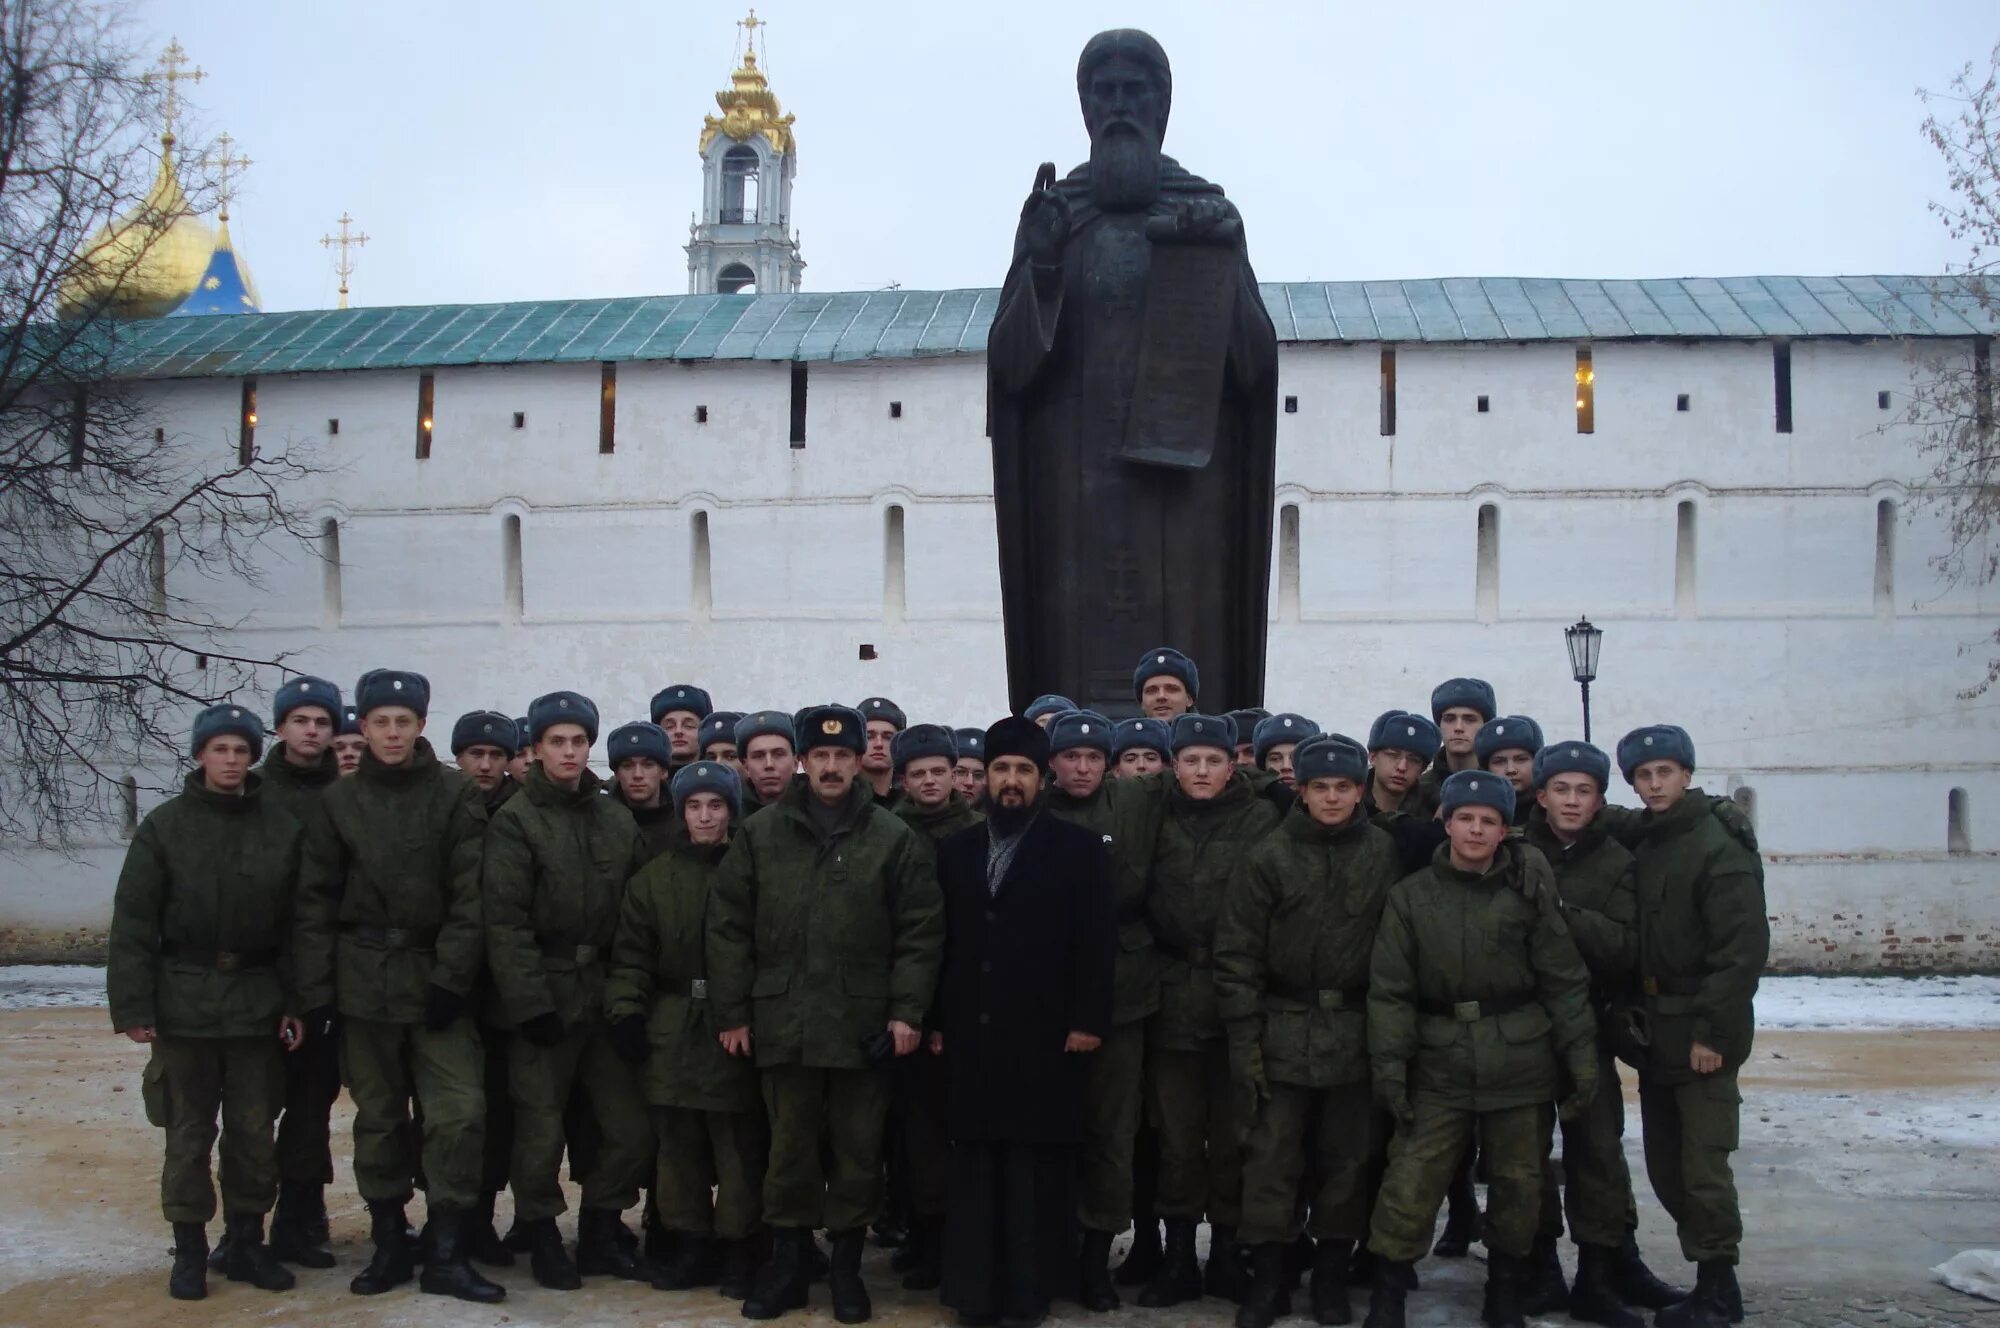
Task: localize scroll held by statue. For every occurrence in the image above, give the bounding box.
[1118,238,1240,470]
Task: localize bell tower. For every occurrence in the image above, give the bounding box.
[687,11,804,295]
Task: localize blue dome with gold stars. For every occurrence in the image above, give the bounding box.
[169,218,261,317]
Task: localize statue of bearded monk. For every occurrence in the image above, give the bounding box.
[988,29,1279,717]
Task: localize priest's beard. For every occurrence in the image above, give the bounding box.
[988,798,1038,838]
[1089,124,1161,213]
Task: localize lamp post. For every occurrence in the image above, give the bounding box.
[1565,616,1602,742]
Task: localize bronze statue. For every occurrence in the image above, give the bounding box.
[988,28,1279,717]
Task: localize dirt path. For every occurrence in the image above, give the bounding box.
[3,1010,1995,1326]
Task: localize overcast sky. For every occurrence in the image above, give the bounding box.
[144,0,1993,312]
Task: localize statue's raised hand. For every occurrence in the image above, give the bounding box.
[1018,161,1071,268]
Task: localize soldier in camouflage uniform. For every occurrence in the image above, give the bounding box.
[110,704,306,1301]
[1251,712,1319,791]
[951,726,989,801]
[653,683,713,772]
[1217,734,1403,1328]
[1041,709,1166,1310]
[1526,740,1687,1327]
[1363,712,1442,824]
[1475,716,1542,832]
[1615,726,1767,1328]
[607,720,677,863]
[608,759,769,1299]
[888,724,982,1291]
[1113,715,1171,780]
[1415,678,1495,808]
[483,691,651,1288]
[331,704,366,776]
[294,669,503,1304]
[702,710,749,779]
[708,703,945,1324]
[737,710,800,818]
[1140,711,1283,1308]
[257,677,344,1271]
[1362,770,1597,1328]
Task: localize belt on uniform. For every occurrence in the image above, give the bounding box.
[1269,980,1368,1010]
[341,924,437,949]
[1153,939,1213,968]
[160,943,277,973]
[662,977,709,999]
[539,940,603,965]
[1641,976,1703,997]
[1417,991,1537,1022]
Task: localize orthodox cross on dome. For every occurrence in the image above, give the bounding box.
[204,133,252,223]
[739,9,764,63]
[145,38,206,148]
[319,212,370,311]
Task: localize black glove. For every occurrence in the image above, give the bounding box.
[304,1006,338,1040]
[611,1014,649,1064]
[859,1029,898,1066]
[517,1011,566,1048]
[422,984,466,1032]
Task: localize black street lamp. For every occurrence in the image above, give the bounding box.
[1565,616,1602,742]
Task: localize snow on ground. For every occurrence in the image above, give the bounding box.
[18,967,2000,1024]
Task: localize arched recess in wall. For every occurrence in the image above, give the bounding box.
[501,514,524,624]
[1277,502,1301,622]
[119,774,138,837]
[690,510,713,620]
[1675,499,1698,618]
[1874,497,1897,617]
[1475,503,1500,623]
[884,503,906,623]
[319,515,343,628]
[1949,787,1971,855]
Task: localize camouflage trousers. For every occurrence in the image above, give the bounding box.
[761,1064,892,1233]
[1368,1098,1550,1263]
[1238,1078,1388,1247]
[1640,1071,1743,1264]
[147,1035,284,1223]
[653,1106,770,1241]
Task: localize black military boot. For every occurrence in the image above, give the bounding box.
[653,1232,719,1290]
[1204,1223,1248,1303]
[829,1228,872,1324]
[805,1230,831,1281]
[902,1214,945,1292]
[1521,1230,1571,1315]
[1311,1238,1354,1325]
[169,1222,209,1301]
[221,1213,296,1291]
[1433,1165,1479,1257]
[1655,1261,1736,1328]
[1285,1229,1315,1290]
[523,1215,582,1290]
[1611,1231,1686,1311]
[644,1190,670,1262]
[1117,1219,1164,1286]
[464,1191,513,1267]
[1483,1251,1527,1328]
[1360,1260,1409,1328]
[350,1201,415,1295]
[206,1223,232,1273]
[576,1206,648,1280]
[743,1228,811,1320]
[1137,1218,1203,1307]
[303,1180,331,1246]
[1235,1243,1292,1328]
[1570,1242,1645,1328]
[719,1235,762,1300]
[268,1180,335,1268]
[420,1208,507,1303]
[1077,1228,1120,1311]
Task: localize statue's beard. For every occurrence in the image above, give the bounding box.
[1090,124,1161,213]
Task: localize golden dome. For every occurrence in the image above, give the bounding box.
[58,142,216,320]
[698,43,796,157]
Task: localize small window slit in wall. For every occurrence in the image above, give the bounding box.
[1475,503,1499,623]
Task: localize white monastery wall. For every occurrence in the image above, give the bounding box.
[3,337,1996,971]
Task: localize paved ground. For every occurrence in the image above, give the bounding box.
[1,1007,1995,1327]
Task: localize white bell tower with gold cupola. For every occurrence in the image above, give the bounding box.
[687,11,803,295]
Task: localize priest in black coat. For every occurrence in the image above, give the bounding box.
[935,717,1116,1327]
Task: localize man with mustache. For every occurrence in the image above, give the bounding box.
[989,29,1279,717]
[707,704,945,1324]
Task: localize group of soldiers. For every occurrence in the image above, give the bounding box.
[106,643,1767,1328]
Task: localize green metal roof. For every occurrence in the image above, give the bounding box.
[106,275,1999,380]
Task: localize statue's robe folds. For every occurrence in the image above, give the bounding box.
[987,158,1279,717]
